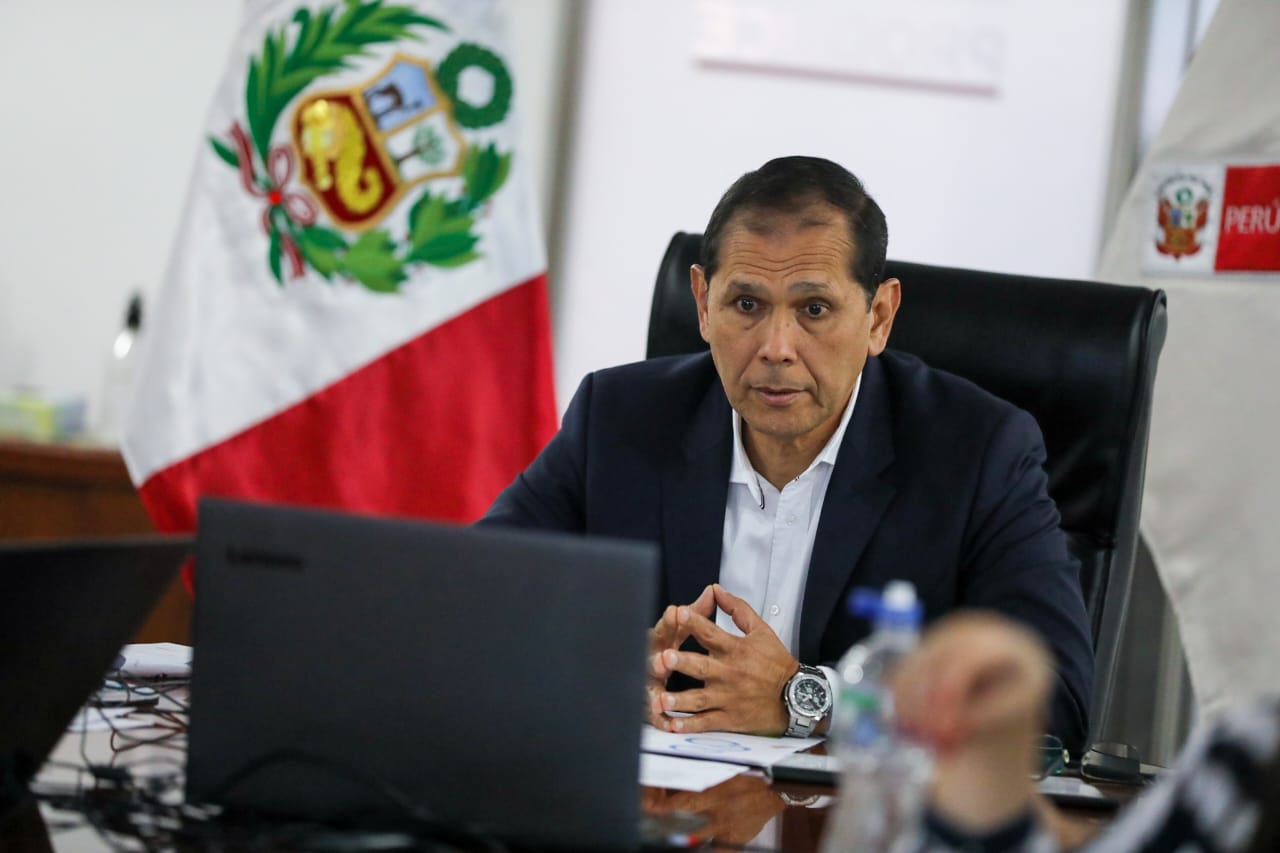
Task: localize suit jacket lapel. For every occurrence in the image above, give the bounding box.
[799,356,897,662]
[660,380,733,608]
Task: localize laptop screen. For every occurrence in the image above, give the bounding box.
[0,536,189,816]
[187,498,658,850]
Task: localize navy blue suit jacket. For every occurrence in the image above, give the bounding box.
[482,350,1094,752]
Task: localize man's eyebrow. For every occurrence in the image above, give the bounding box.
[724,280,768,295]
[787,280,835,296]
[723,279,839,298]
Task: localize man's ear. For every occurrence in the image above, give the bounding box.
[867,278,901,356]
[690,264,711,343]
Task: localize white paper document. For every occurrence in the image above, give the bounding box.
[113,642,192,679]
[1037,776,1108,800]
[641,725,823,769]
[640,753,747,792]
[68,706,156,733]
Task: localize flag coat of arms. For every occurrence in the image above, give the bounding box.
[122,0,556,536]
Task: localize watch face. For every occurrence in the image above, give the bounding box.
[790,675,830,716]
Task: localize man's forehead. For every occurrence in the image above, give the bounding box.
[727,203,847,239]
[713,205,857,279]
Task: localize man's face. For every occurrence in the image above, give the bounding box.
[691,207,900,452]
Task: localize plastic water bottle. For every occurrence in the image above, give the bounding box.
[820,581,930,853]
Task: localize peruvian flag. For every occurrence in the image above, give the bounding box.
[122,0,556,542]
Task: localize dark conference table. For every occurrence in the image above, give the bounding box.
[10,708,1134,852]
[6,776,1130,852]
[643,758,1128,851]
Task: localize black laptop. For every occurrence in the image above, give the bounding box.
[0,535,190,817]
[186,498,659,851]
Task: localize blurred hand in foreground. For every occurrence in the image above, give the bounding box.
[890,612,1053,833]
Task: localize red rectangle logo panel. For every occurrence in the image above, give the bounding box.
[1215,164,1280,272]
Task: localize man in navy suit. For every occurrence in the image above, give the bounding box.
[482,157,1093,753]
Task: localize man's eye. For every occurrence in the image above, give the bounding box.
[804,303,828,318]
[735,297,758,312]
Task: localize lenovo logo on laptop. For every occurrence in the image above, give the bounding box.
[225,547,304,573]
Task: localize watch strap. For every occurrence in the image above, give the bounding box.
[785,714,820,738]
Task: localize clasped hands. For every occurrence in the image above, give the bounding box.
[646,584,800,736]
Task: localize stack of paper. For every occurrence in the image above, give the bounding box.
[112,643,192,679]
[639,725,824,792]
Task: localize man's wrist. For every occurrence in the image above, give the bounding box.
[930,741,1037,833]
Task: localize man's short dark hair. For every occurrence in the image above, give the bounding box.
[700,156,889,304]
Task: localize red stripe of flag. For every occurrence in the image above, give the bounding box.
[138,274,557,539]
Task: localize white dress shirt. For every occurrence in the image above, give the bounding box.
[715,374,862,671]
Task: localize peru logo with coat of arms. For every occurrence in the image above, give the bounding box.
[1154,174,1212,260]
[208,0,515,293]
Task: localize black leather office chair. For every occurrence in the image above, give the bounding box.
[647,231,1167,745]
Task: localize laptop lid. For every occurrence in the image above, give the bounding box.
[186,498,658,850]
[0,536,190,815]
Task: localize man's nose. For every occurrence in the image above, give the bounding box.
[758,312,799,363]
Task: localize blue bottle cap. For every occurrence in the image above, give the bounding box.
[846,582,923,627]
[848,587,882,618]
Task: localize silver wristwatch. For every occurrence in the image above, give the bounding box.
[783,664,832,737]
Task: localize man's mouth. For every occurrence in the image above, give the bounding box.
[752,386,804,406]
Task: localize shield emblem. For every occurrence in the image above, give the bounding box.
[291,55,465,230]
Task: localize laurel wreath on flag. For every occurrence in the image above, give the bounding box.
[206,0,514,293]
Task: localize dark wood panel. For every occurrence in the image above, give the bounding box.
[0,438,191,643]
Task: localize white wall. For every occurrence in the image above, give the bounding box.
[550,0,1131,407]
[0,2,241,418]
[0,1,1132,427]
[0,0,570,430]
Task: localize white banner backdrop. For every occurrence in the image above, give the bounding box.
[1097,0,1280,719]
